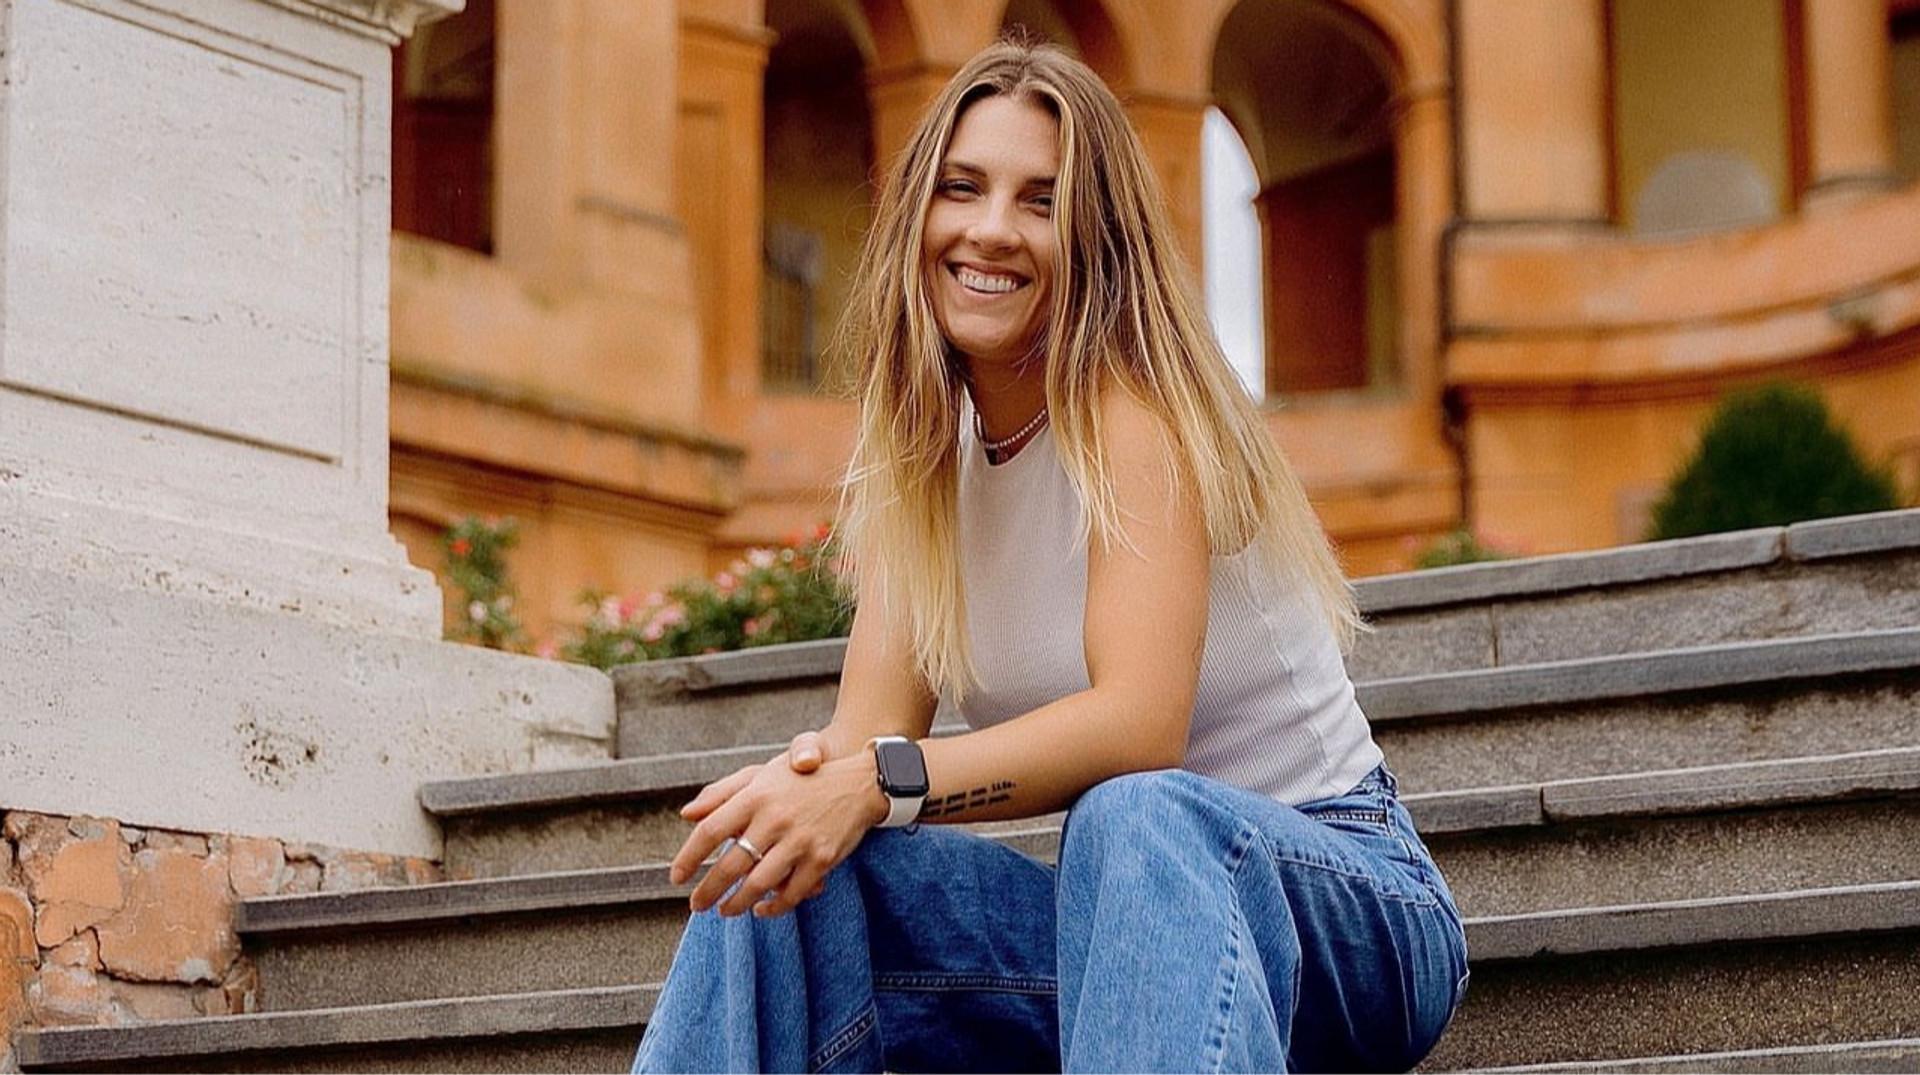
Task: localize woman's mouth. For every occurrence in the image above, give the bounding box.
[950,263,1028,296]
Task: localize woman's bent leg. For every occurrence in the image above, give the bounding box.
[633,824,1062,1074]
[1055,767,1468,1074]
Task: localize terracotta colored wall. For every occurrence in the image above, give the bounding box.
[1611,0,1791,230]
[1259,150,1395,394]
[388,0,1920,628]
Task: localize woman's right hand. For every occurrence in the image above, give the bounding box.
[676,730,836,900]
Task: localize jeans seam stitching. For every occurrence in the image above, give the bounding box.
[1267,850,1440,907]
[873,971,1058,995]
[808,998,877,1072]
[1204,823,1259,1073]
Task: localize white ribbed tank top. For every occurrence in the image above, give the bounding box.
[948,396,1384,806]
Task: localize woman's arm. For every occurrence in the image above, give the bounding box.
[913,388,1210,824]
[814,564,942,760]
[673,389,1209,915]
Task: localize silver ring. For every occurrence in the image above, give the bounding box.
[729,836,765,864]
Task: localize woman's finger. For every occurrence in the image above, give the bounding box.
[680,765,759,821]
[718,835,800,917]
[786,731,827,773]
[756,856,833,913]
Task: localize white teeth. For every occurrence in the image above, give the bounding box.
[956,266,1022,294]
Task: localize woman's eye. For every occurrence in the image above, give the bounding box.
[1028,195,1054,213]
[939,179,978,197]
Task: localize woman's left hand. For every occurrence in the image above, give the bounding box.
[668,753,889,918]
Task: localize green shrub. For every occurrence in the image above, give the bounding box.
[1412,529,1515,570]
[559,524,853,671]
[444,516,528,651]
[1646,382,1899,541]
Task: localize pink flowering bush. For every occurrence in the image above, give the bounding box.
[443,516,527,651]
[558,524,853,670]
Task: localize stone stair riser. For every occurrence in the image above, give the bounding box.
[1422,930,1920,1071]
[46,1031,642,1074]
[1382,673,1920,794]
[1352,554,1920,681]
[443,801,1059,881]
[1432,796,1920,916]
[251,908,685,1012]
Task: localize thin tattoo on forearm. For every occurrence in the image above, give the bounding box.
[918,779,1015,818]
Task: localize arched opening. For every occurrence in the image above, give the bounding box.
[1203,106,1266,401]
[1890,0,1920,182]
[391,0,494,253]
[1211,0,1398,397]
[1608,0,1792,235]
[761,0,877,395]
[998,0,1130,91]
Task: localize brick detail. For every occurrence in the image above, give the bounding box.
[0,811,441,1038]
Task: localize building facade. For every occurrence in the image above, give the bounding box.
[387,0,1920,641]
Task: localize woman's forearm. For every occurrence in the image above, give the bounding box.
[911,687,1185,825]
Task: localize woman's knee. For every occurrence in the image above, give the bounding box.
[1060,768,1230,862]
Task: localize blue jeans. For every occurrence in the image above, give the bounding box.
[632,763,1469,1073]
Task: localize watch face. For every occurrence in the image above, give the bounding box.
[876,740,930,796]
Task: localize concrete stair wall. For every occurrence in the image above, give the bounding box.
[16,509,1920,1072]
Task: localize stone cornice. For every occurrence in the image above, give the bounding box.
[256,0,463,45]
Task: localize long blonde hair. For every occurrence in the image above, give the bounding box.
[830,38,1365,706]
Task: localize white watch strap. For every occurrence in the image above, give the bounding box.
[879,791,925,828]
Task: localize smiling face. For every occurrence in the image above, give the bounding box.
[922,93,1061,373]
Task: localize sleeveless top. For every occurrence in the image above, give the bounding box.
[946,395,1384,806]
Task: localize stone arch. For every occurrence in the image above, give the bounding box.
[1210,0,1404,395]
[391,0,494,253]
[762,0,882,394]
[998,0,1133,92]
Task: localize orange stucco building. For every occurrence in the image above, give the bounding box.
[385,0,1920,642]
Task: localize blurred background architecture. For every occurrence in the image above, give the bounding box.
[386,0,1920,641]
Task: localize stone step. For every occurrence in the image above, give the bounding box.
[434,630,1920,877]
[250,750,1920,1008]
[1351,509,1920,681]
[612,511,1920,755]
[28,884,1920,1073]
[1417,747,1920,915]
[1425,881,1920,1070]
[1372,627,1920,792]
[424,742,1053,880]
[1470,1036,1920,1073]
[13,984,655,1073]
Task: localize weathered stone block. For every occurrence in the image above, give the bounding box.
[226,837,285,900]
[27,963,112,1026]
[45,930,99,971]
[19,823,127,948]
[94,848,238,985]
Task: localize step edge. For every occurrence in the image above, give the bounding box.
[14,983,660,1068]
[1363,626,1920,722]
[251,753,1920,935]
[1472,1034,1920,1073]
[1464,878,1920,962]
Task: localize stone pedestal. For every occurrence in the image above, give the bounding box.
[0,0,615,858]
[0,0,443,636]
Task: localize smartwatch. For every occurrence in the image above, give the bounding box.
[867,735,929,828]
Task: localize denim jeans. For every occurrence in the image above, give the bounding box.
[632,762,1469,1073]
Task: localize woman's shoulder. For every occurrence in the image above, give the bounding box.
[1096,382,1191,490]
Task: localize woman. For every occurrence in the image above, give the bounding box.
[633,39,1468,1074]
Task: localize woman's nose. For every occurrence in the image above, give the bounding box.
[965,194,1021,252]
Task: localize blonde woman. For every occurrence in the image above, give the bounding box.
[633,39,1468,1074]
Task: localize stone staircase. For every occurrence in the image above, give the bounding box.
[15,510,1920,1072]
